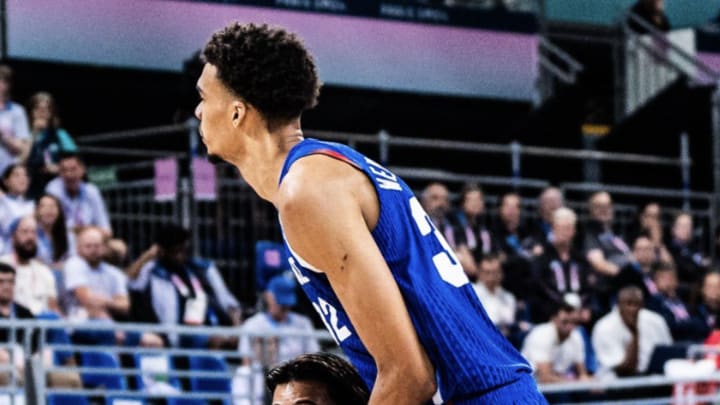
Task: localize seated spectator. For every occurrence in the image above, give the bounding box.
[0,262,80,388]
[0,164,34,241]
[615,236,662,307]
[473,253,516,337]
[522,301,590,384]
[666,212,709,286]
[493,192,536,298]
[266,353,369,405]
[530,187,564,247]
[236,273,319,405]
[450,183,496,276]
[127,224,241,348]
[25,92,78,198]
[0,65,31,174]
[0,215,59,315]
[65,227,162,347]
[420,182,476,278]
[626,202,671,259]
[651,261,707,342]
[696,272,720,336]
[592,286,672,377]
[64,226,128,321]
[532,207,592,323]
[240,273,319,366]
[45,153,111,236]
[628,0,671,34]
[34,193,71,269]
[584,191,633,311]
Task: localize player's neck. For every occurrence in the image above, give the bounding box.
[233,120,304,203]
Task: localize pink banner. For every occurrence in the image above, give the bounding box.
[192,157,217,201]
[154,158,178,201]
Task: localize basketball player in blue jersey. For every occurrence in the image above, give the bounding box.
[195,22,548,404]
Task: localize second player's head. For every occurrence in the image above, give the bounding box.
[196,23,321,163]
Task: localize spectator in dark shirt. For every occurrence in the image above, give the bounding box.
[0,262,34,386]
[531,187,564,247]
[651,261,706,342]
[532,207,592,323]
[666,212,709,287]
[494,192,535,297]
[615,236,663,308]
[696,272,720,336]
[584,191,633,312]
[420,182,476,279]
[628,0,671,34]
[450,183,496,279]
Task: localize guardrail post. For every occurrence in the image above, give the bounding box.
[378,130,390,165]
[510,141,521,190]
[680,132,690,211]
[26,353,44,405]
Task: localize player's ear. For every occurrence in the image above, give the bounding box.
[231,100,246,127]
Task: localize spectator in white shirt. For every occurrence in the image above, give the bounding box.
[522,301,591,384]
[45,153,111,237]
[0,65,31,174]
[592,286,672,377]
[0,215,58,316]
[473,253,516,337]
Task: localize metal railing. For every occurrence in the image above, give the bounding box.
[0,320,714,404]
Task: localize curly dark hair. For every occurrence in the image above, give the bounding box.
[202,23,321,130]
[266,352,369,405]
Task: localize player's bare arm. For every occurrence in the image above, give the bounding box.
[277,154,437,404]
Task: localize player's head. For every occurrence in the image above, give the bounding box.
[197,22,321,163]
[267,352,369,405]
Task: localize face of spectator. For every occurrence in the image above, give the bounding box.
[31,99,53,130]
[160,241,190,267]
[640,203,661,228]
[36,196,60,228]
[478,258,502,291]
[462,190,484,218]
[589,192,613,225]
[0,272,14,305]
[421,184,449,220]
[539,188,563,223]
[617,289,643,329]
[653,269,677,297]
[58,157,85,194]
[12,216,37,261]
[3,165,28,196]
[633,237,655,268]
[702,273,720,310]
[77,228,105,268]
[552,309,577,341]
[266,291,291,322]
[272,380,336,405]
[499,194,521,230]
[672,214,693,244]
[552,217,576,246]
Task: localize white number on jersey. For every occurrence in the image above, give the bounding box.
[313,297,352,345]
[409,197,469,287]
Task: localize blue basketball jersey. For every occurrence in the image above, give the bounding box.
[278,139,533,403]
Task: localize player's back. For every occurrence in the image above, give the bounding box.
[278,139,534,403]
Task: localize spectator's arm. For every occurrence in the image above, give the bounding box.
[107,294,129,315]
[205,263,241,311]
[124,245,158,281]
[613,334,639,377]
[575,362,591,380]
[534,362,567,384]
[587,248,620,276]
[0,135,29,158]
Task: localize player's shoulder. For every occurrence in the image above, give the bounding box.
[277,153,367,215]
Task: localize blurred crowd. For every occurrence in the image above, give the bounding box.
[419,180,719,397]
